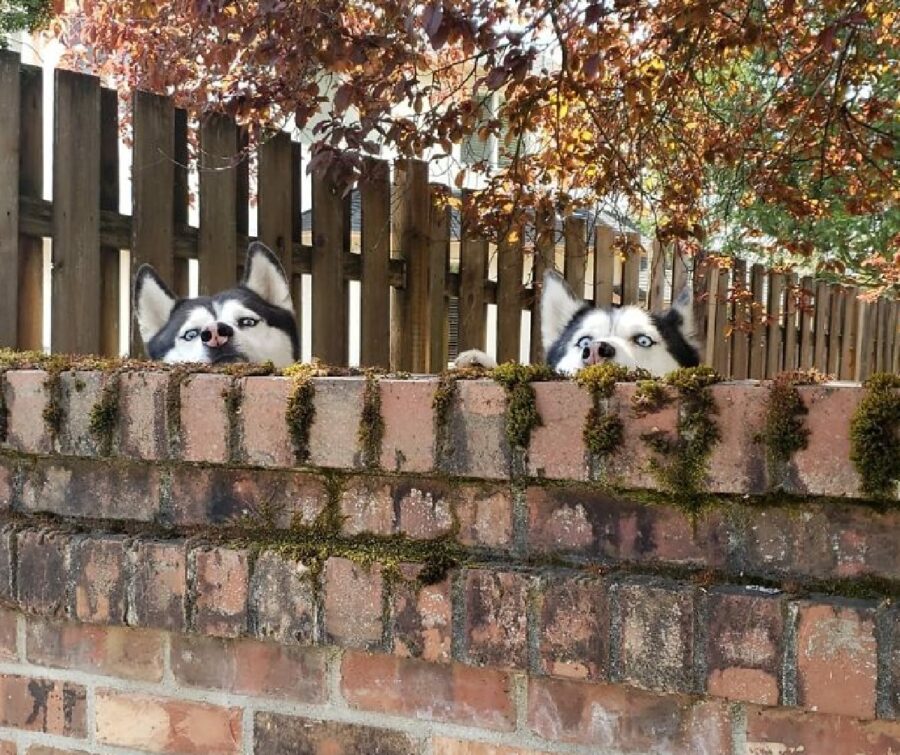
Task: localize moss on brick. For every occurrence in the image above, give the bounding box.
[88,374,120,457]
[490,363,558,451]
[283,363,318,465]
[850,372,900,500]
[358,371,385,469]
[575,363,645,465]
[631,380,673,417]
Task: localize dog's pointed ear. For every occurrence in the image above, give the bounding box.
[541,269,583,351]
[242,242,293,311]
[134,265,177,344]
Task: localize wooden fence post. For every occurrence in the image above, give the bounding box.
[648,238,667,313]
[707,265,729,375]
[359,157,391,368]
[782,273,798,372]
[496,222,524,364]
[428,185,450,371]
[748,264,766,379]
[52,69,102,355]
[311,168,348,365]
[563,215,586,299]
[457,190,488,354]
[530,207,555,362]
[798,276,815,370]
[257,131,294,279]
[765,271,785,377]
[199,113,238,296]
[730,259,749,379]
[827,284,843,377]
[0,51,21,349]
[839,286,858,380]
[622,231,641,305]
[593,223,615,308]
[99,87,120,357]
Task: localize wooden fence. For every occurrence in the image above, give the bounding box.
[0,52,897,378]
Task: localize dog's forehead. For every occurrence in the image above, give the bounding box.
[614,306,658,335]
[571,309,613,338]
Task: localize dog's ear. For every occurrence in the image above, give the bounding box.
[670,284,698,340]
[242,242,293,311]
[541,269,583,351]
[134,265,177,344]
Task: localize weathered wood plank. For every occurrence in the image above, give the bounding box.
[839,286,858,380]
[457,191,488,353]
[131,90,174,355]
[100,87,120,357]
[782,273,798,372]
[359,158,391,368]
[709,265,729,375]
[563,216,586,299]
[172,108,190,296]
[827,284,843,376]
[672,241,690,302]
[813,280,831,371]
[0,51,21,348]
[391,159,430,372]
[428,185,450,371]
[311,169,348,365]
[855,300,874,381]
[290,142,303,336]
[530,208,555,363]
[765,271,785,377]
[748,263,766,379]
[198,113,238,295]
[497,224,524,364]
[16,63,43,351]
[622,231,641,306]
[730,259,749,379]
[648,238,667,313]
[798,276,815,369]
[52,69,102,355]
[257,131,294,279]
[593,224,615,308]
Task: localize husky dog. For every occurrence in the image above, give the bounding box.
[456,270,700,376]
[134,242,299,367]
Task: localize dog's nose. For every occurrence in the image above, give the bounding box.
[582,340,616,364]
[200,322,234,348]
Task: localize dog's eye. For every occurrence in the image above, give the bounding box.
[237,317,260,328]
[633,334,656,348]
[182,328,200,341]
[576,336,591,350]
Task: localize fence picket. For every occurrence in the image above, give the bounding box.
[705,265,729,375]
[563,216,586,298]
[782,273,798,372]
[648,239,667,313]
[593,224,615,308]
[812,281,831,370]
[855,300,874,380]
[748,264,766,379]
[765,271,785,377]
[311,170,348,365]
[798,276,814,369]
[730,259,749,379]
[428,185,450,371]
[199,114,238,295]
[458,191,488,354]
[497,223,524,364]
[52,69,102,355]
[530,208,555,362]
[622,232,641,306]
[257,131,294,278]
[172,108,190,297]
[840,286,858,380]
[827,284,843,376]
[0,51,21,349]
[99,87,120,357]
[359,158,391,368]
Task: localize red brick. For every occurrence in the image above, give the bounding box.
[465,569,529,669]
[324,557,384,649]
[706,587,783,706]
[340,477,395,535]
[70,535,127,624]
[0,527,14,601]
[255,713,419,754]
[396,480,454,539]
[0,608,17,661]
[95,690,241,753]
[539,573,609,680]
[431,739,551,755]
[56,370,106,456]
[238,376,293,467]
[796,598,878,718]
[27,747,90,755]
[26,619,164,681]
[169,467,327,527]
[117,370,170,459]
[528,676,731,753]
[0,459,13,510]
[441,380,510,479]
[792,384,864,497]
[454,484,514,550]
[892,608,900,717]
[0,742,13,755]
[705,382,768,493]
[3,370,52,453]
[391,563,452,663]
[129,539,187,632]
[16,529,68,617]
[179,373,232,463]
[605,382,679,489]
[190,546,250,638]
[341,652,516,731]
[526,485,725,567]
[617,579,696,694]
[745,707,900,755]
[380,377,437,473]
[171,634,327,702]
[307,377,366,468]
[527,381,591,480]
[0,674,86,736]
[250,550,317,644]
[19,458,161,522]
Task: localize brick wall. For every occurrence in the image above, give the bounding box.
[0,366,896,754]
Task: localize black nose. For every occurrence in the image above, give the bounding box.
[200,322,234,343]
[218,322,234,338]
[598,341,615,358]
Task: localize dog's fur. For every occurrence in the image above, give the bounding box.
[134,242,299,367]
[456,270,700,376]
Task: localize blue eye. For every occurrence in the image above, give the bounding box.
[633,334,655,348]
[238,317,259,328]
[576,335,591,349]
[182,328,200,341]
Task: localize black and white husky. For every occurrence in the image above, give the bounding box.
[133,242,299,367]
[457,270,701,376]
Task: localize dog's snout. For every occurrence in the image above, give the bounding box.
[583,340,616,365]
[201,322,234,348]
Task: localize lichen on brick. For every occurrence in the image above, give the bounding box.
[850,372,900,499]
[358,370,385,469]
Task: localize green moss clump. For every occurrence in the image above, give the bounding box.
[284,363,318,464]
[761,370,826,483]
[575,363,647,466]
[359,370,385,468]
[850,372,900,499]
[491,362,558,451]
[643,366,723,505]
[631,380,673,417]
[584,409,623,457]
[433,371,459,461]
[88,374,120,457]
[575,362,634,399]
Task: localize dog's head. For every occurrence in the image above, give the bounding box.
[134,242,299,367]
[541,270,700,376]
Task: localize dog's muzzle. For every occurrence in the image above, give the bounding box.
[582,340,616,365]
[201,322,234,349]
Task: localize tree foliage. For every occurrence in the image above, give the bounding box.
[0,0,53,42]
[53,0,899,292]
